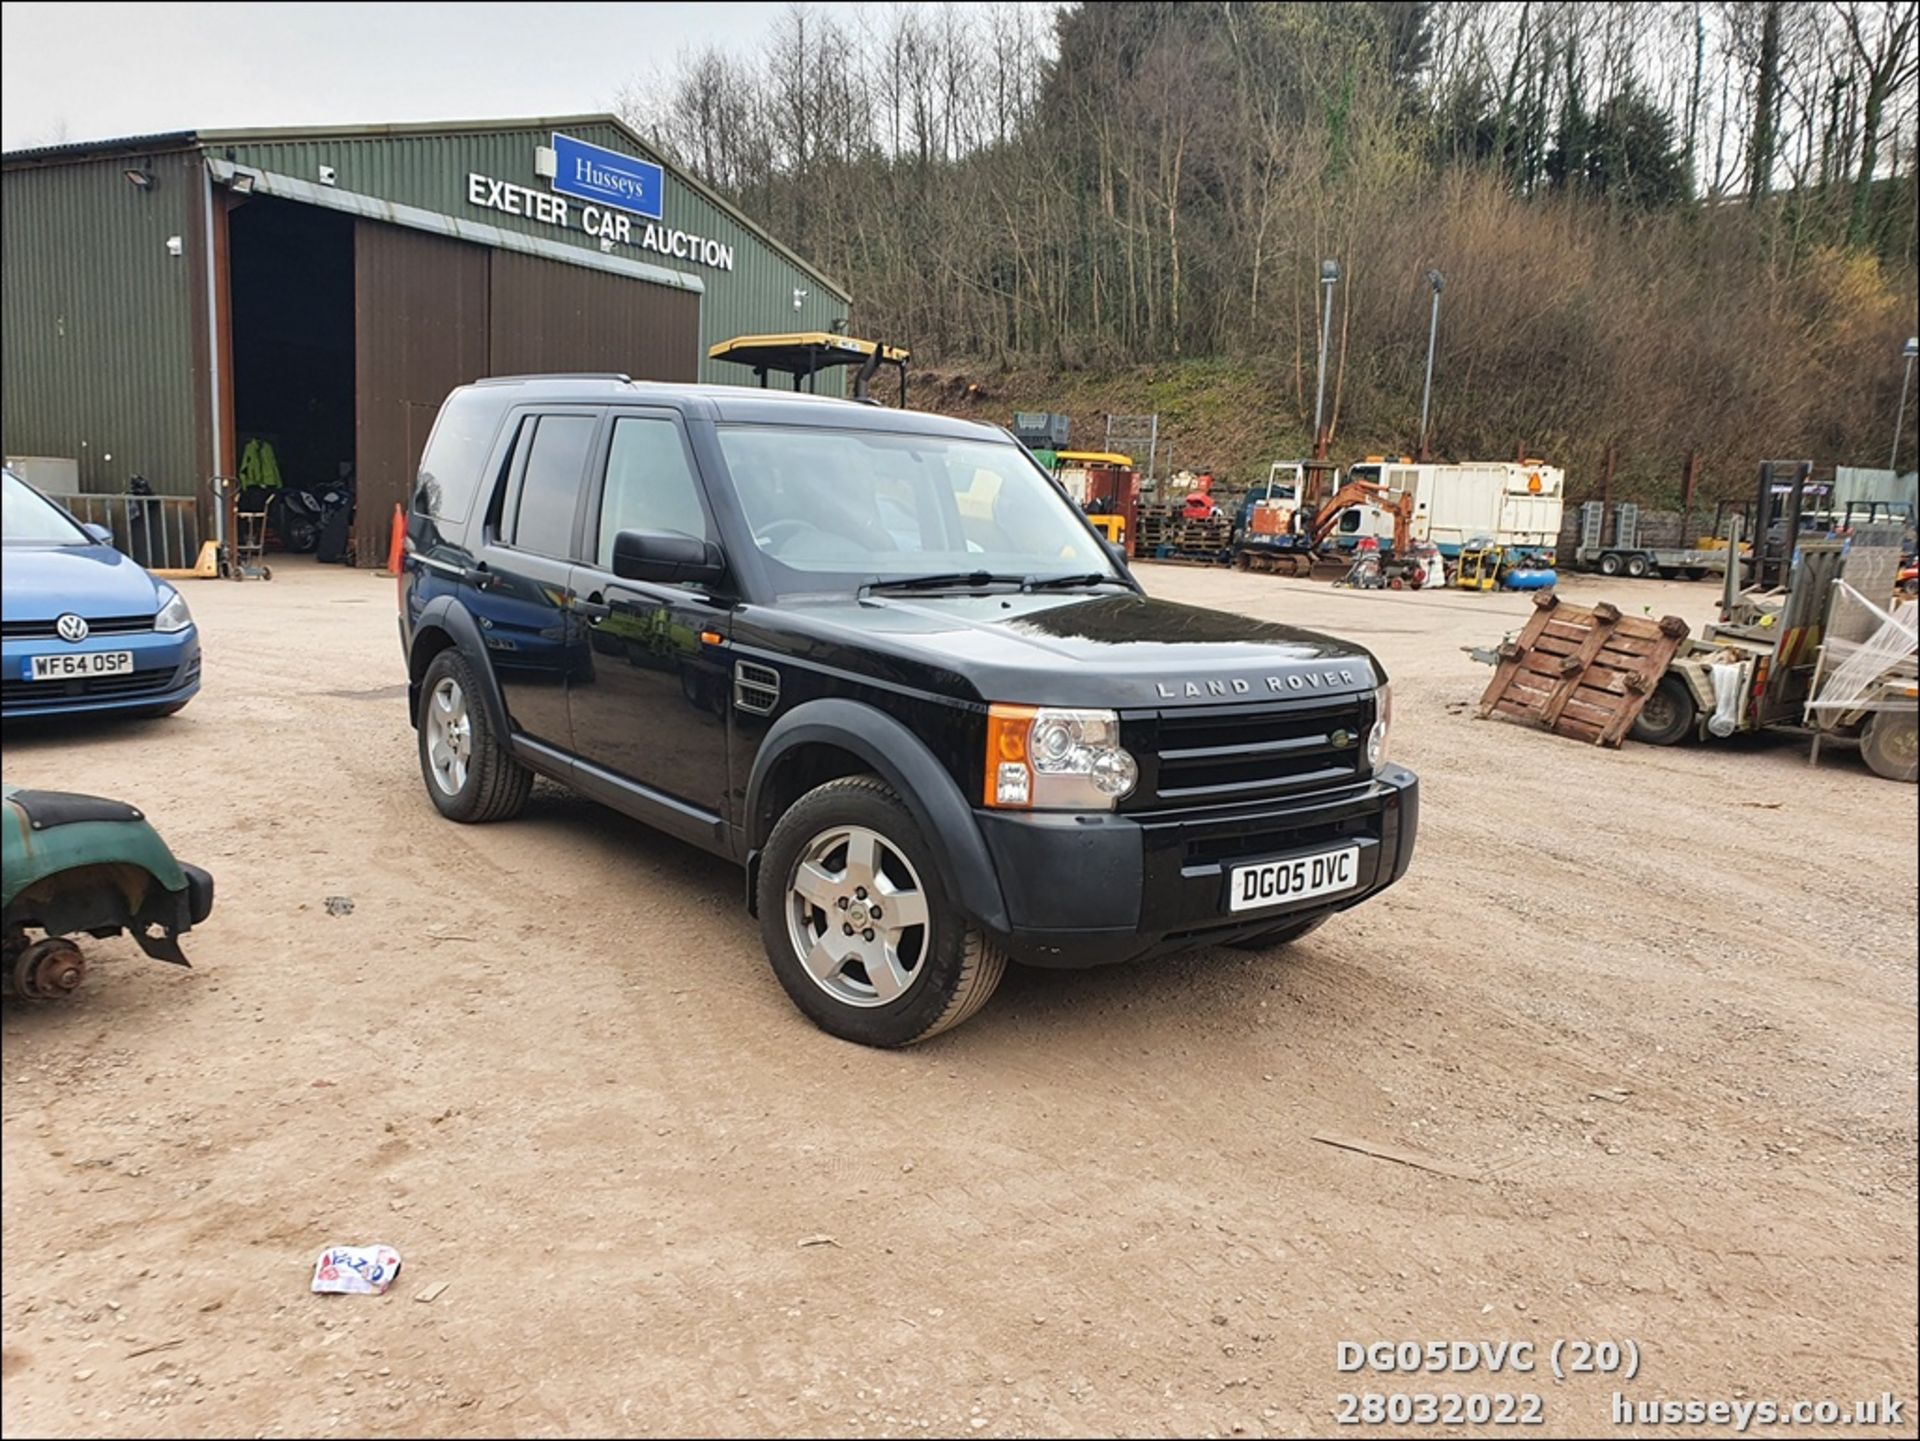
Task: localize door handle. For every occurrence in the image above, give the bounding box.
[575,595,613,624]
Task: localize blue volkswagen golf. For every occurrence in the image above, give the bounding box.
[1,468,202,720]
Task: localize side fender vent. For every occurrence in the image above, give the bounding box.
[734,660,780,715]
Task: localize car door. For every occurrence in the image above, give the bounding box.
[474,408,600,751]
[566,410,733,829]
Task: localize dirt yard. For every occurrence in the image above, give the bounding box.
[2,562,1914,1438]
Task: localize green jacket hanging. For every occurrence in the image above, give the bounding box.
[239,437,283,491]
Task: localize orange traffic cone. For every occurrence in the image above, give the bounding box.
[383,503,405,577]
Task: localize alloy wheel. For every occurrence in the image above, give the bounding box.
[425,676,473,796]
[785,824,931,1007]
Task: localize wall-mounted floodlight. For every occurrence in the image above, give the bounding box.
[793,288,808,311]
[229,170,257,195]
[317,165,337,186]
[123,166,153,190]
[165,236,183,257]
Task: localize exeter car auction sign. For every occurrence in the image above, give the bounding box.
[463,131,736,273]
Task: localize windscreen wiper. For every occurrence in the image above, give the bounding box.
[1024,572,1132,591]
[861,570,1030,595]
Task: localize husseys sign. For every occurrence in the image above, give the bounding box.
[465,131,735,272]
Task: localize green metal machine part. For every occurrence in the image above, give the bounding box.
[2,783,214,997]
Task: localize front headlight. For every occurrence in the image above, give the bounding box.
[985,704,1138,810]
[1366,683,1392,771]
[154,586,193,634]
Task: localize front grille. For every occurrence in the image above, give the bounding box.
[1129,698,1370,811]
[1181,813,1371,867]
[1,614,154,640]
[2,666,181,708]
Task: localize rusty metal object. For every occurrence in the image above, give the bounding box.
[1477,593,1692,747]
[7,938,87,999]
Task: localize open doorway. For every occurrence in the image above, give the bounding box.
[228,195,356,558]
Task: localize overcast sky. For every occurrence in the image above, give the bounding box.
[0,1,911,151]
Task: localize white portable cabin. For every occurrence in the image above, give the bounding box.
[1375,461,1565,557]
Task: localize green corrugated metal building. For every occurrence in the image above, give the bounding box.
[1,115,853,561]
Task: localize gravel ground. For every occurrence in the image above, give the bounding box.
[2,561,1914,1438]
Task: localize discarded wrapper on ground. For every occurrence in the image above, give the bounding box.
[311,1244,402,1295]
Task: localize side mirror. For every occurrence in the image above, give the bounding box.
[83,523,114,546]
[1101,535,1131,572]
[611,529,727,586]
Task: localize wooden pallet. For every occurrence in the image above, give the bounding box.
[1477,591,1690,747]
[1146,547,1232,566]
[1134,505,1229,556]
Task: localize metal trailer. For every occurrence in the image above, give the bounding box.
[1628,519,1917,780]
[1803,533,1918,780]
[1575,501,1741,580]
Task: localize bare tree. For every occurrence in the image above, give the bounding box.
[1839,0,1920,243]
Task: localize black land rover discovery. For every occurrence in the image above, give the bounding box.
[400,377,1417,1046]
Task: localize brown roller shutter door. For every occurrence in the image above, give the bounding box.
[354,221,700,565]
[487,250,699,381]
[354,223,489,566]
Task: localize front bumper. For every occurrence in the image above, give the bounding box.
[1,629,202,719]
[976,765,1419,967]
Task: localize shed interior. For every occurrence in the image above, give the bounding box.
[229,195,356,555]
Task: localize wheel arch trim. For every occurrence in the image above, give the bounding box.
[746,699,1009,933]
[408,597,510,741]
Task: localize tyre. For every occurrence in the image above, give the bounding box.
[1860,712,1918,783]
[1224,913,1329,952]
[1598,552,1622,577]
[757,775,1006,1046]
[1684,568,1709,582]
[1625,553,1651,578]
[416,648,532,822]
[1630,674,1697,746]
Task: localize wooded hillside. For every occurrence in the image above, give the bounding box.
[625,2,1920,496]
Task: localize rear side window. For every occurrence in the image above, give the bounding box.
[507,415,596,558]
[413,388,501,525]
[594,416,711,568]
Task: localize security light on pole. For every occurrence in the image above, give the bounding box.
[1893,336,1919,473]
[1418,270,1444,462]
[1312,260,1340,462]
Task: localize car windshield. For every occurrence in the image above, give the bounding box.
[2,470,89,545]
[717,426,1118,595]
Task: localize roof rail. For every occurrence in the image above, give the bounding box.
[473,372,633,386]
